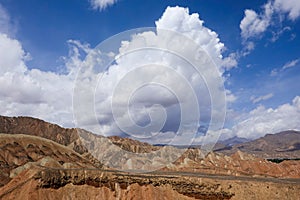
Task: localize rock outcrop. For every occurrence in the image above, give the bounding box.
[1,167,300,200]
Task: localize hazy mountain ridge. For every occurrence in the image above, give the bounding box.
[218,136,250,147]
[215,130,300,159]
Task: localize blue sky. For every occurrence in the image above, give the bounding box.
[1,1,272,67]
[0,0,300,143]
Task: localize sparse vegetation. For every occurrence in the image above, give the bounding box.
[267,158,300,163]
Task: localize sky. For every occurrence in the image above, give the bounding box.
[0,0,300,144]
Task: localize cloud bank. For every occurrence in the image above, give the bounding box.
[232,96,300,139]
[0,32,77,126]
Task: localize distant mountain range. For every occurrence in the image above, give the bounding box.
[154,130,300,160]
[215,130,300,159]
[218,136,250,147]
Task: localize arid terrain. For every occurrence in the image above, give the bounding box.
[0,116,300,199]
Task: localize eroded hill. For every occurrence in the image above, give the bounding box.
[0,115,300,199]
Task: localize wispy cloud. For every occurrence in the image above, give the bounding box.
[250,93,274,104]
[270,26,291,42]
[89,0,118,11]
[282,59,299,70]
[0,4,16,36]
[271,58,299,76]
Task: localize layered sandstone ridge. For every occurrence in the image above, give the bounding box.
[1,115,300,199]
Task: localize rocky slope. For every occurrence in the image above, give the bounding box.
[0,134,101,187]
[0,116,78,147]
[1,115,300,199]
[169,150,300,178]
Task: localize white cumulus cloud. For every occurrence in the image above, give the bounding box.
[217,96,300,140]
[233,96,300,139]
[0,6,236,146]
[156,6,237,71]
[239,0,300,52]
[0,13,75,128]
[274,0,300,20]
[0,34,27,74]
[240,2,273,40]
[0,31,80,126]
[73,6,236,145]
